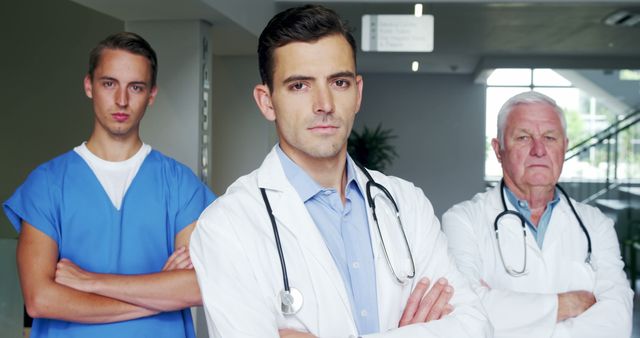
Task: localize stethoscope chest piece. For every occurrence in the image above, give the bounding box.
[280,287,303,315]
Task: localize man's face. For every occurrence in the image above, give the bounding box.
[254,34,363,163]
[84,48,157,139]
[492,103,568,194]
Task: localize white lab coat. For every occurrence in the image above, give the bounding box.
[191,148,491,338]
[442,186,633,338]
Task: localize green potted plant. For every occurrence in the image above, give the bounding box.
[348,124,398,173]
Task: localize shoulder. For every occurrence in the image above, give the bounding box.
[199,169,260,220]
[569,198,612,227]
[146,150,203,182]
[443,188,495,226]
[23,151,79,186]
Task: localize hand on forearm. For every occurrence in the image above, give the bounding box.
[279,329,316,337]
[55,258,99,293]
[162,246,193,271]
[399,277,454,327]
[557,290,596,322]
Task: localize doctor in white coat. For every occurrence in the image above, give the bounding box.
[442,91,633,337]
[191,5,491,338]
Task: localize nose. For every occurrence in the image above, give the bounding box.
[312,86,334,115]
[116,87,129,107]
[530,137,547,157]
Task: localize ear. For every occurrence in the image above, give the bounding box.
[254,84,276,121]
[491,138,502,162]
[83,75,93,99]
[147,86,158,106]
[354,75,364,114]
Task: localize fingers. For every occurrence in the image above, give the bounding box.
[399,277,430,327]
[425,283,453,322]
[162,247,193,271]
[412,278,449,323]
[442,304,454,316]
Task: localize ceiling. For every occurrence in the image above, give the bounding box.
[71,0,640,108]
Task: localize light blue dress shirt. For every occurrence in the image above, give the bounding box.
[276,145,380,334]
[504,186,560,248]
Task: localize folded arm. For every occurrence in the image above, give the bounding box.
[54,222,202,312]
[17,221,157,323]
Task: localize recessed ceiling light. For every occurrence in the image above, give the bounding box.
[414,4,423,17]
[412,61,419,72]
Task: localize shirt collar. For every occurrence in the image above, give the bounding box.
[276,144,362,202]
[503,184,560,211]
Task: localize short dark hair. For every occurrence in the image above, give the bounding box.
[88,32,158,87]
[257,5,357,90]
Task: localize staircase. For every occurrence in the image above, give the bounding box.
[563,108,640,289]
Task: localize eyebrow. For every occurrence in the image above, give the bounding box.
[281,71,357,85]
[97,76,148,86]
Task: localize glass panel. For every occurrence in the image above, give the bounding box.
[486,68,532,86]
[533,69,572,86]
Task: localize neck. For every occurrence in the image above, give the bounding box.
[86,129,142,162]
[504,178,555,221]
[281,145,348,201]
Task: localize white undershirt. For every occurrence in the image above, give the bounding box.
[74,142,151,210]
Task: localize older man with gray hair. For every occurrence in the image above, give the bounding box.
[442,91,633,337]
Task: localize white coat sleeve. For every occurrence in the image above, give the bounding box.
[190,204,280,338]
[364,185,492,337]
[442,204,559,338]
[550,210,632,338]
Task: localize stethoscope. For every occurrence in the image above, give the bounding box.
[259,163,415,316]
[494,180,593,277]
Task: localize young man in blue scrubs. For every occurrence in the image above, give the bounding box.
[4,32,216,338]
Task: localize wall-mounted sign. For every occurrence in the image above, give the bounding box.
[362,14,434,52]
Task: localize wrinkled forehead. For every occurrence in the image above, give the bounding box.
[507,102,564,132]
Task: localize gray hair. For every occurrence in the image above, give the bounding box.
[496,91,567,149]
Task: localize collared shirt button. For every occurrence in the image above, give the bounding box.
[360,309,368,317]
[352,261,360,269]
[518,201,526,208]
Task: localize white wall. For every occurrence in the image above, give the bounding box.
[211,55,276,195]
[355,73,486,217]
[0,0,123,238]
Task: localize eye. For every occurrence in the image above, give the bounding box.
[334,79,351,88]
[289,82,307,91]
[102,80,114,88]
[544,135,557,142]
[516,135,530,142]
[130,84,145,93]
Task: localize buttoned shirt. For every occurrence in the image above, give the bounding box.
[504,186,560,248]
[276,145,379,334]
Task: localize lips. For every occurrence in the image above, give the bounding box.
[112,113,129,122]
[308,125,339,135]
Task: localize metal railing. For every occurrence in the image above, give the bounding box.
[563,109,640,204]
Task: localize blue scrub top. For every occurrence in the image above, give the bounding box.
[4,150,216,338]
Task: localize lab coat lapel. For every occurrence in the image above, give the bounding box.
[490,186,542,264]
[256,148,356,329]
[355,167,405,330]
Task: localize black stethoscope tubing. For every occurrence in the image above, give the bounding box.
[260,187,291,293]
[497,180,592,263]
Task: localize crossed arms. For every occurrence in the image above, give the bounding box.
[17,220,201,323]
